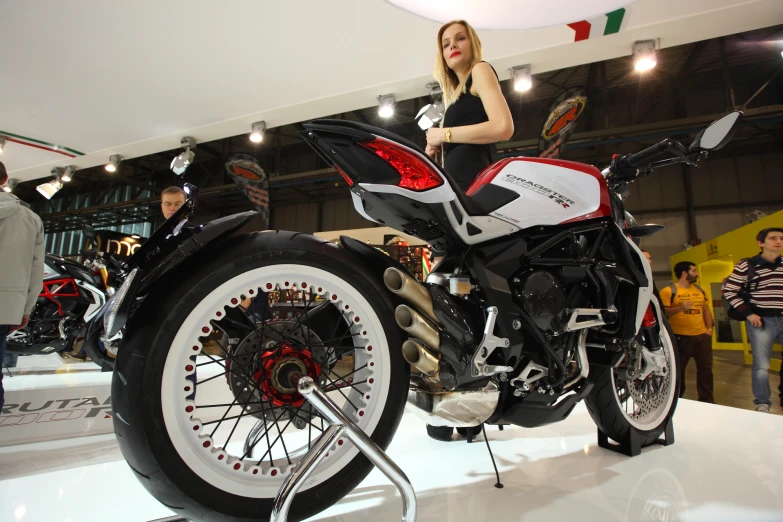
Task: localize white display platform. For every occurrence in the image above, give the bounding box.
[1,399,782,522]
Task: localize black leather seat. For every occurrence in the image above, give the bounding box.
[308,119,516,216]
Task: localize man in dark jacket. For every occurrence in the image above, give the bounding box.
[722,227,783,413]
[0,161,46,408]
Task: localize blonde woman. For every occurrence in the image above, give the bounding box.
[425,20,514,190]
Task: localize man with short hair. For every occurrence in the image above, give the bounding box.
[0,161,45,409]
[722,227,783,413]
[659,261,715,403]
[161,186,186,220]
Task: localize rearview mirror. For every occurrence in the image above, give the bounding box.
[82,224,97,239]
[690,111,743,152]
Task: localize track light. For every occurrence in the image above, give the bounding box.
[105,155,123,173]
[633,40,657,72]
[61,166,76,182]
[511,65,532,92]
[171,137,196,176]
[249,121,266,143]
[378,94,396,118]
[416,84,445,130]
[36,176,64,200]
[0,136,6,154]
[1,178,18,193]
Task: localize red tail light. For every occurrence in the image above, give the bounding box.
[360,138,443,192]
[642,303,657,328]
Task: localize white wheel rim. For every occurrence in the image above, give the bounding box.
[160,264,391,498]
[610,298,677,431]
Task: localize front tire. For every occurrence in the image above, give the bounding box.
[585,296,679,447]
[112,232,408,522]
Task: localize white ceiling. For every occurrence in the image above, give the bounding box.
[1,0,781,182]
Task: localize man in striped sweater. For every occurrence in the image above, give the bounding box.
[722,228,783,413]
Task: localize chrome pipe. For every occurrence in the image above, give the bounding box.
[564,329,590,389]
[395,305,440,350]
[271,377,417,522]
[402,339,439,376]
[384,267,439,325]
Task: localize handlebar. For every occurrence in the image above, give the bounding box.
[610,139,694,182]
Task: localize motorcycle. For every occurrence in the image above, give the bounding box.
[91,112,743,521]
[6,226,115,360]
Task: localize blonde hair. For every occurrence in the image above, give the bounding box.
[434,20,484,108]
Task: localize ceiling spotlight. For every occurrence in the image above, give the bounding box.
[378,94,396,118]
[0,136,6,154]
[511,65,532,92]
[633,40,657,72]
[416,101,444,130]
[171,137,196,176]
[130,234,141,239]
[105,155,123,173]
[61,166,76,182]
[249,121,266,143]
[2,178,18,193]
[36,178,64,200]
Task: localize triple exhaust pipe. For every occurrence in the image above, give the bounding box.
[383,268,442,378]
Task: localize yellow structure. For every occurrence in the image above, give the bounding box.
[669,210,783,371]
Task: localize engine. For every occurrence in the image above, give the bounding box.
[514,270,567,333]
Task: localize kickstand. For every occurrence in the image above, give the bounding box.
[480,424,504,489]
[270,377,417,522]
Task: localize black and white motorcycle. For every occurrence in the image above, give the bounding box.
[91,112,742,521]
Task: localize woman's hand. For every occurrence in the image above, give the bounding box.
[425,144,439,158]
[426,127,448,147]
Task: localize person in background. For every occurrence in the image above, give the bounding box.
[0,161,45,409]
[659,261,715,403]
[642,251,652,266]
[161,186,187,220]
[722,228,783,413]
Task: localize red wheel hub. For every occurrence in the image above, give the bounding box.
[255,343,321,408]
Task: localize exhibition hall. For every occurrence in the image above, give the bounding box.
[1,1,783,521]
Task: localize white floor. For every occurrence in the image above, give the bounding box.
[1,399,782,522]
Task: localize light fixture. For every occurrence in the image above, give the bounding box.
[378,94,396,118]
[633,40,657,72]
[171,137,196,176]
[383,0,636,30]
[36,177,64,200]
[130,233,141,239]
[61,166,76,182]
[780,50,783,59]
[1,178,18,193]
[511,65,533,92]
[249,121,266,143]
[105,155,123,173]
[416,84,445,130]
[0,136,6,154]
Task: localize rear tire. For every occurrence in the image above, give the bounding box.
[112,232,408,522]
[585,297,679,447]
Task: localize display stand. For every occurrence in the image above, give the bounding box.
[270,376,417,522]
[597,417,674,457]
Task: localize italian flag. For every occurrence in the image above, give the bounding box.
[568,8,626,42]
[421,248,432,279]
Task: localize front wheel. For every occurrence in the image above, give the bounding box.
[585,296,679,446]
[112,232,408,522]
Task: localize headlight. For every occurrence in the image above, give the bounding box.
[104,268,139,337]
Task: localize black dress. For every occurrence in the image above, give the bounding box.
[442,62,498,191]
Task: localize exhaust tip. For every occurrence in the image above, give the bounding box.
[401,340,422,365]
[383,268,404,293]
[395,305,414,329]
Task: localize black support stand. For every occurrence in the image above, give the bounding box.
[597,417,674,457]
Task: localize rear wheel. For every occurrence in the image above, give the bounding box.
[112,233,408,522]
[585,297,679,446]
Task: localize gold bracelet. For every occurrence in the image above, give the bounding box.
[445,128,452,143]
